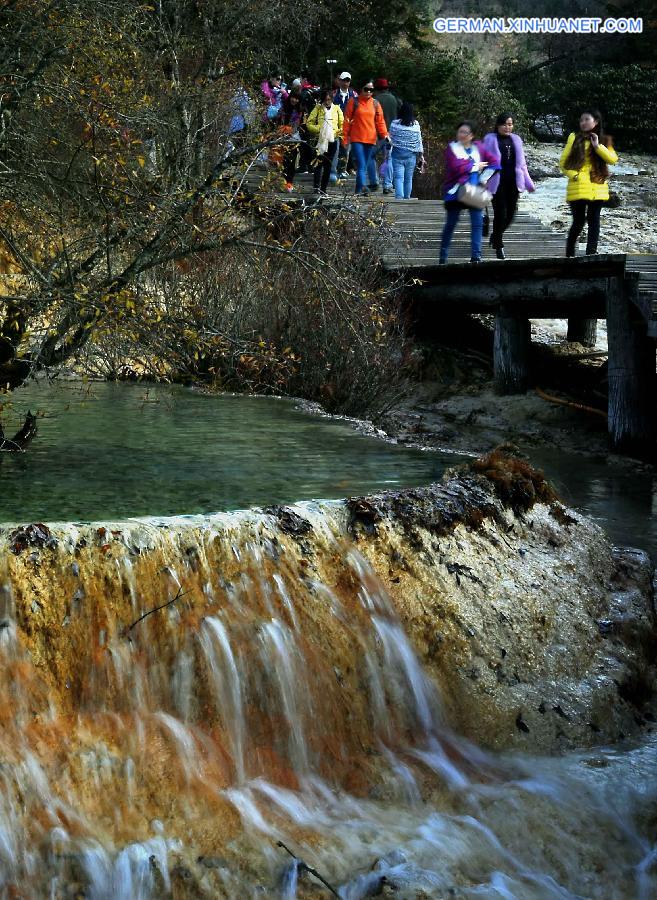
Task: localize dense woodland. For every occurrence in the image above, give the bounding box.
[0,0,655,433]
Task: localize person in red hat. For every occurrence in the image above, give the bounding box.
[372,78,402,193]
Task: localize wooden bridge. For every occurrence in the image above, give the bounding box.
[252,173,657,456]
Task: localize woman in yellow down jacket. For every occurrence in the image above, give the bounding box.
[560,109,618,257]
[306,89,344,195]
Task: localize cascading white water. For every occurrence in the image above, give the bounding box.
[0,491,654,898]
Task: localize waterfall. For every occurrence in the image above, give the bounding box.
[0,483,654,897]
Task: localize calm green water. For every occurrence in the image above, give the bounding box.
[0,382,459,523]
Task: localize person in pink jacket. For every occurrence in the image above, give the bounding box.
[439,121,499,264]
[482,113,535,259]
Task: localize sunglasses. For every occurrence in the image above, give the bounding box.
[363,87,374,92]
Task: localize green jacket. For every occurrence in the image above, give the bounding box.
[373,89,401,128]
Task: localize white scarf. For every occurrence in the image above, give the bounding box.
[449,140,481,164]
[317,107,335,155]
[447,140,482,195]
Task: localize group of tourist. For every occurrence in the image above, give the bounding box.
[438,108,617,263]
[260,72,424,200]
[258,74,618,263]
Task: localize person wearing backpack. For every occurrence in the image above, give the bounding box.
[343,82,389,195]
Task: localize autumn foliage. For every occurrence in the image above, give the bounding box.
[0,0,411,420]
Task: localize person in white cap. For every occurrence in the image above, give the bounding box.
[331,72,358,179]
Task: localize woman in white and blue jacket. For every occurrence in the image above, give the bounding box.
[388,103,424,199]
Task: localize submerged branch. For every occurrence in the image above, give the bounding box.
[276,841,340,897]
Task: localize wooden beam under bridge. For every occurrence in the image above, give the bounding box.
[404,255,656,457]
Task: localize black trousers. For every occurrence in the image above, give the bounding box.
[298,126,314,171]
[491,182,518,249]
[566,199,603,256]
[313,141,338,192]
[282,144,297,183]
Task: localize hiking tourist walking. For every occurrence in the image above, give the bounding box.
[482,113,535,260]
[388,102,424,199]
[343,82,389,195]
[306,89,344,195]
[439,121,499,265]
[560,109,618,257]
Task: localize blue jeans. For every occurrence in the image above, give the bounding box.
[391,148,416,198]
[369,137,393,189]
[350,142,377,193]
[440,201,483,261]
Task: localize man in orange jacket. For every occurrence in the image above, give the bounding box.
[342,81,389,195]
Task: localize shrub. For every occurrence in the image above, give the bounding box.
[86,201,414,418]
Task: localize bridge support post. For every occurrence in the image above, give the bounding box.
[607,276,656,456]
[567,317,597,347]
[494,310,530,394]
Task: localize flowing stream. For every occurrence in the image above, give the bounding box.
[0,383,655,897]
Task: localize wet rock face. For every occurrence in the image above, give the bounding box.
[1,454,652,764]
[346,461,655,752]
[0,453,654,894]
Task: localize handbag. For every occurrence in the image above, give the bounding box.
[457,182,492,209]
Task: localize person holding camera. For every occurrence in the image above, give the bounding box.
[560,109,618,257]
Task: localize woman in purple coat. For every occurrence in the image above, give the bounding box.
[439,121,500,264]
[482,113,535,259]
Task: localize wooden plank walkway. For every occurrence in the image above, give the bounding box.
[242,170,657,453]
[252,173,657,335]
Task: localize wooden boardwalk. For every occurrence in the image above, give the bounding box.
[247,172,657,454]
[253,173,657,332]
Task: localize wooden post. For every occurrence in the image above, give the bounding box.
[606,276,656,456]
[494,310,530,394]
[567,317,597,347]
